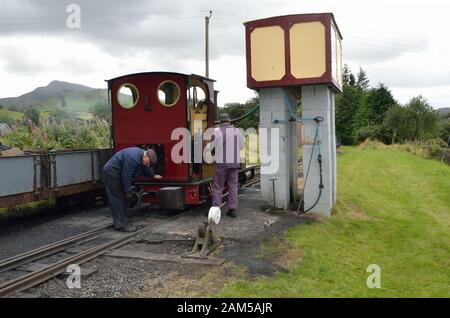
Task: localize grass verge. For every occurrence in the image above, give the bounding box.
[216,146,450,297]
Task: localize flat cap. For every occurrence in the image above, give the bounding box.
[145,148,157,165]
[219,112,230,123]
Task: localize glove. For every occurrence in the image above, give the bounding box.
[127,191,142,208]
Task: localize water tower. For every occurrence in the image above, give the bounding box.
[244,13,342,216]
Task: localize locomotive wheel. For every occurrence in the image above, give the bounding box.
[249,168,255,180]
[239,173,247,186]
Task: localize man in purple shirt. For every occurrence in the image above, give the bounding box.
[211,113,245,217]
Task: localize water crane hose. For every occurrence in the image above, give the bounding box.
[297,116,324,214]
[215,104,260,124]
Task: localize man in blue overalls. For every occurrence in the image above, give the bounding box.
[211,113,244,217]
[102,147,162,232]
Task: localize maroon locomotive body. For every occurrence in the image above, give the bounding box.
[107,72,218,209]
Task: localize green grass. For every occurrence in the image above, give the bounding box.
[0,200,56,220]
[217,146,450,297]
[0,109,24,120]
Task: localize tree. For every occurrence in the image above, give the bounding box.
[219,96,259,131]
[356,67,370,90]
[362,84,397,125]
[352,84,397,143]
[382,97,439,143]
[51,108,71,122]
[25,107,40,126]
[334,64,442,146]
[0,104,3,109]
[349,73,356,86]
[438,118,450,144]
[383,106,415,143]
[8,105,18,112]
[335,84,363,144]
[342,64,352,85]
[89,101,111,123]
[405,96,438,141]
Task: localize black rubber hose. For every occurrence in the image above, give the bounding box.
[296,126,318,214]
[297,123,325,214]
[215,104,260,124]
[303,154,324,213]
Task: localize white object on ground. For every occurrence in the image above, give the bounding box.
[208,206,221,225]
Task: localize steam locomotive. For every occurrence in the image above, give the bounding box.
[0,72,255,210]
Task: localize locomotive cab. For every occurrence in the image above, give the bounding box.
[106,72,217,208]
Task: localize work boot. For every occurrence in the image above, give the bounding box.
[226,209,237,218]
[114,225,137,232]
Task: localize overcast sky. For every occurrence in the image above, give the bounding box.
[0,0,449,108]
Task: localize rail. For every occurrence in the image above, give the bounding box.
[0,227,141,297]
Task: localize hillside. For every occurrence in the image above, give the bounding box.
[31,89,108,116]
[0,81,93,108]
[437,107,450,117]
[0,81,108,117]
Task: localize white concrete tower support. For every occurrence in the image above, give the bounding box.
[259,88,298,210]
[301,85,337,216]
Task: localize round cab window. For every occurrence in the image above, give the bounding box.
[188,85,207,110]
[157,81,180,107]
[117,83,139,109]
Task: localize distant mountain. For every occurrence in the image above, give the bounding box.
[0,81,97,108]
[0,81,108,117]
[437,107,450,117]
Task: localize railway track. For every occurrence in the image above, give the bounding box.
[0,226,108,274]
[241,178,261,188]
[241,160,303,189]
[0,225,141,297]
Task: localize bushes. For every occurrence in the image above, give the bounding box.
[359,139,450,164]
[424,139,449,164]
[354,125,380,143]
[354,125,392,144]
[0,117,110,151]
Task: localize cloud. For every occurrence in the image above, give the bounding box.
[0,0,247,59]
[343,33,430,64]
[0,37,103,75]
[1,0,450,108]
[344,42,406,64]
[391,86,450,108]
[369,64,450,89]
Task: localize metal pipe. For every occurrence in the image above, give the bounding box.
[205,10,212,77]
[270,178,277,207]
